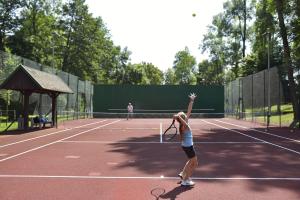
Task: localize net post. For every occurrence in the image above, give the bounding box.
[160,122,162,143]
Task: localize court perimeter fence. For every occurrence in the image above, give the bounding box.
[0,50,294,130]
[0,51,93,129]
[225,66,294,127]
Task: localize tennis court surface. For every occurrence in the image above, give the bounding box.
[0,117,300,200]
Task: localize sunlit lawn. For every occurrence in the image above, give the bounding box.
[0,121,18,132]
[242,104,293,126]
[0,114,89,133]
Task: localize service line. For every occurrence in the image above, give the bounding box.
[215,119,300,143]
[0,120,108,148]
[0,120,121,162]
[201,120,300,156]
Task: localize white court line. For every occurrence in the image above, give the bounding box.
[0,120,108,148]
[0,174,299,180]
[60,140,264,144]
[100,127,159,130]
[61,141,166,144]
[215,119,300,143]
[0,120,121,162]
[201,120,300,156]
[108,108,215,112]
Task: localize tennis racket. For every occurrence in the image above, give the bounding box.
[163,119,177,141]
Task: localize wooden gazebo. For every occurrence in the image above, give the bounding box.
[0,64,73,129]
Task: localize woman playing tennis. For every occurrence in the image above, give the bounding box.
[173,93,198,186]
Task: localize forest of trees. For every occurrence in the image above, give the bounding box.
[0,0,299,124]
[0,0,299,85]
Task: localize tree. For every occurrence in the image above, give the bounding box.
[113,47,131,84]
[134,62,163,85]
[173,47,197,85]
[5,0,135,85]
[290,0,300,68]
[115,62,163,85]
[200,15,227,81]
[122,64,142,85]
[274,0,300,127]
[250,0,281,73]
[198,59,225,85]
[8,0,57,65]
[200,0,255,80]
[201,14,226,64]
[58,0,134,84]
[0,0,24,51]
[240,53,257,76]
[223,0,252,58]
[61,0,92,76]
[0,50,20,111]
[164,68,176,85]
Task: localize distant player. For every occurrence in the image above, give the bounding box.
[173,93,198,186]
[127,102,133,120]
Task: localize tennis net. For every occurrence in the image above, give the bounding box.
[58,110,225,119]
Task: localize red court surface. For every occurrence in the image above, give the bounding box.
[0,118,300,200]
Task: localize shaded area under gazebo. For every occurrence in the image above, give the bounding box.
[0,64,73,130]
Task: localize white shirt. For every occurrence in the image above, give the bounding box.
[127,105,133,112]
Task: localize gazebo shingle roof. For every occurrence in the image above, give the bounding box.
[0,64,73,94]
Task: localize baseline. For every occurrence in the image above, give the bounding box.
[0,174,299,181]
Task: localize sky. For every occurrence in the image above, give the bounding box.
[85,0,226,72]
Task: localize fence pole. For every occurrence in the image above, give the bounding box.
[251,74,254,122]
[264,70,266,123]
[267,31,271,129]
[279,76,282,127]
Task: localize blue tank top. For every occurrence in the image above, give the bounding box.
[181,129,193,147]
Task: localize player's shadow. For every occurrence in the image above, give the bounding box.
[108,127,300,196]
[159,185,193,200]
[0,127,52,135]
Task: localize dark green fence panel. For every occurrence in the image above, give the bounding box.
[93,85,224,113]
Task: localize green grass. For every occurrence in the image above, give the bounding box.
[0,113,91,133]
[242,104,294,126]
[0,116,8,120]
[0,121,18,132]
[271,112,293,126]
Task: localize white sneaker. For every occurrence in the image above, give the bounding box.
[181,179,195,186]
[187,179,195,185]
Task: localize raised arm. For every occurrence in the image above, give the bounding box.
[186,93,197,118]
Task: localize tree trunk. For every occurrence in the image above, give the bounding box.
[0,33,4,51]
[275,0,300,127]
[296,0,300,17]
[242,0,247,58]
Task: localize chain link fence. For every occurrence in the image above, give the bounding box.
[225,67,292,127]
[0,51,93,129]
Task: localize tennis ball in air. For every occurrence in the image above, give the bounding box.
[192,13,196,17]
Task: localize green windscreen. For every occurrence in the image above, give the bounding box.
[93,85,224,114]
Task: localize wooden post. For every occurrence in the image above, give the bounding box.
[51,93,58,128]
[23,91,31,130]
